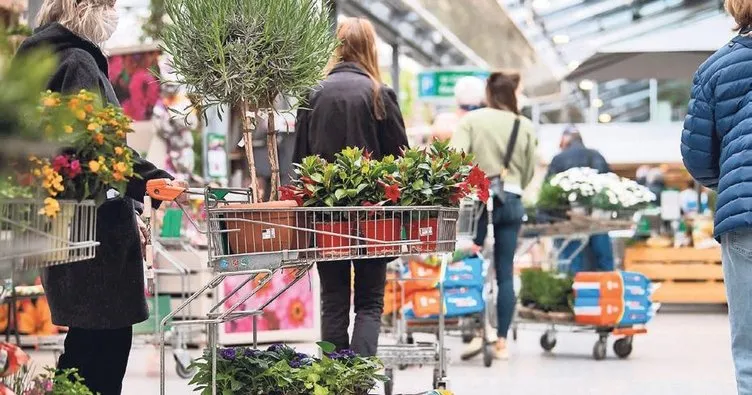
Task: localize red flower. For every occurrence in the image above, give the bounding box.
[279,186,304,206]
[467,165,487,188]
[52,155,69,173]
[301,176,317,185]
[68,160,82,178]
[384,184,401,203]
[476,178,490,203]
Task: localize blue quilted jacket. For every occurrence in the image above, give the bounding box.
[682,31,752,237]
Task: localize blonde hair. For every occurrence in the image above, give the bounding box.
[36,0,117,43]
[726,0,752,31]
[327,17,385,120]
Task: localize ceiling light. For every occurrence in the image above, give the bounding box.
[552,35,570,45]
[599,113,612,123]
[593,98,604,108]
[579,80,595,91]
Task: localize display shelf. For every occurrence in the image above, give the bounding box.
[624,246,725,304]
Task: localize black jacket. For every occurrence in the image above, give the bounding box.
[546,141,610,179]
[16,23,173,329]
[293,62,408,163]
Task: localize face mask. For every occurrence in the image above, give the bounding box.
[90,7,119,44]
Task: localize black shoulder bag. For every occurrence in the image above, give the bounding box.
[488,117,520,206]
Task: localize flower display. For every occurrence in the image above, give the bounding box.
[190,342,385,395]
[26,90,138,216]
[538,167,657,211]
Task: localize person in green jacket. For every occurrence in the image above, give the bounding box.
[451,70,537,360]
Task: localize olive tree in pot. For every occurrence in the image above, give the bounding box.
[160,0,337,256]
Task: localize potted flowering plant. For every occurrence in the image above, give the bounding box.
[357,152,402,255]
[23,90,137,261]
[398,140,488,252]
[189,342,386,395]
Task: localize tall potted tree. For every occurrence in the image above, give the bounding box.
[160,0,337,254]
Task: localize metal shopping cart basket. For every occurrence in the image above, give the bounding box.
[144,179,460,395]
[0,199,98,349]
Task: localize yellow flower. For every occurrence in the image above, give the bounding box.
[116,130,126,139]
[87,123,100,131]
[114,162,128,173]
[75,110,86,120]
[62,125,73,134]
[42,96,59,107]
[98,156,105,164]
[88,160,100,173]
[38,198,60,218]
[114,147,124,156]
[67,98,80,110]
[32,169,41,177]
[41,165,54,178]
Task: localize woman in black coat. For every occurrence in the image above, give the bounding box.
[293,17,408,357]
[16,1,183,393]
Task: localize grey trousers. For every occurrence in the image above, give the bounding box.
[317,258,388,357]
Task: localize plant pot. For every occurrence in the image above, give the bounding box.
[223,201,308,255]
[407,218,438,253]
[45,204,75,263]
[531,309,549,322]
[361,218,402,255]
[315,221,353,258]
[548,311,574,324]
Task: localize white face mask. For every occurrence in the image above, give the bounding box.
[89,7,119,44]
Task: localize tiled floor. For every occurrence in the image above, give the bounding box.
[28,310,736,395]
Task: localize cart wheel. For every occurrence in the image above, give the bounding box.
[593,339,607,361]
[406,334,414,345]
[175,361,195,379]
[539,331,557,352]
[483,343,494,367]
[613,337,633,359]
[384,368,394,395]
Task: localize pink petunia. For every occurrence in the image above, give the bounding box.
[68,160,82,178]
[52,155,69,173]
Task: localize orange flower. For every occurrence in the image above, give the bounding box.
[114,162,128,173]
[114,147,124,156]
[113,172,124,181]
[93,133,104,145]
[42,96,58,107]
[63,125,73,134]
[75,110,86,120]
[67,98,80,109]
[84,104,94,113]
[38,198,60,218]
[116,130,126,139]
[88,161,100,173]
[87,123,100,131]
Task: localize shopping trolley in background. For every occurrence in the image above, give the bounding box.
[143,179,459,395]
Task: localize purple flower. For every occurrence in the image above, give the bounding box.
[294,352,309,360]
[288,359,303,368]
[244,348,260,358]
[267,343,285,353]
[220,348,236,361]
[327,349,357,360]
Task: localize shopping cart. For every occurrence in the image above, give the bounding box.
[509,214,650,361]
[0,199,98,350]
[144,179,459,395]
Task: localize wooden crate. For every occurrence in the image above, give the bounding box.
[624,246,726,304]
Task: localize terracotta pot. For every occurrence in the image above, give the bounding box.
[407,218,438,253]
[315,221,353,258]
[361,218,402,255]
[223,200,308,255]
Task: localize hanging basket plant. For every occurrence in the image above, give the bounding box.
[160,0,337,202]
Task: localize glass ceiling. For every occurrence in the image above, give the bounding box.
[498,0,724,122]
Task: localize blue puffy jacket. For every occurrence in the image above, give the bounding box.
[682,31,752,237]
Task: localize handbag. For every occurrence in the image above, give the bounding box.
[488,117,520,205]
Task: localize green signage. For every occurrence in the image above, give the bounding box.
[418,69,489,100]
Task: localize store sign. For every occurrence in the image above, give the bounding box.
[418,69,489,100]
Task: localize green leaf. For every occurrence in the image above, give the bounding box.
[317,341,336,354]
[334,189,347,200]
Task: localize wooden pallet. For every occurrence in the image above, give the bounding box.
[624,246,726,304]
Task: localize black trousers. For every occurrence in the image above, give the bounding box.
[58,326,133,395]
[318,259,387,357]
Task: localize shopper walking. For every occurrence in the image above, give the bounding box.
[16,1,182,394]
[451,70,537,360]
[293,17,408,357]
[546,127,614,274]
[431,76,486,141]
[682,2,752,392]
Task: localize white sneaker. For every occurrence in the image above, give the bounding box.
[460,337,484,360]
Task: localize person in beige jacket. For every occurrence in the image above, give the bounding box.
[451,70,537,360]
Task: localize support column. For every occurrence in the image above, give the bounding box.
[391,42,400,97]
[649,78,658,122]
[327,0,338,33]
[589,84,599,124]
